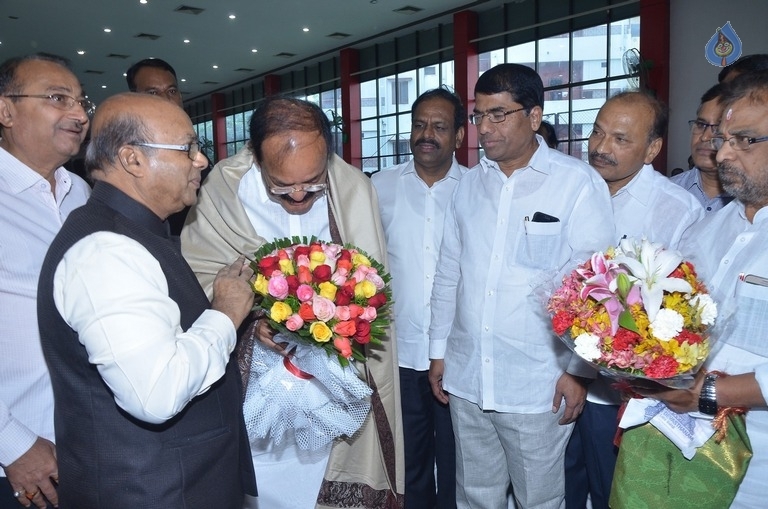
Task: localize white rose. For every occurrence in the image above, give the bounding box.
[690,294,717,326]
[574,333,602,361]
[649,308,684,341]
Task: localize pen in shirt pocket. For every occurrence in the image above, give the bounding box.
[739,273,768,287]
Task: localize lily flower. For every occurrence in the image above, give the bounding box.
[613,238,692,322]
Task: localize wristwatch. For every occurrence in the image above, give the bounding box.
[698,373,719,415]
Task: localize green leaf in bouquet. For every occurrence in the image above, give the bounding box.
[618,309,639,333]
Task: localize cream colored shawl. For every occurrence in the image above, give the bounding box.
[181,147,404,508]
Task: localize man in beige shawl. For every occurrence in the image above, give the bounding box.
[181,97,404,509]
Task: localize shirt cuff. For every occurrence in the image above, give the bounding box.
[429,339,447,360]
[0,417,38,468]
[754,362,768,401]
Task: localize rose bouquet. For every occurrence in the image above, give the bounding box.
[241,236,392,450]
[547,237,717,388]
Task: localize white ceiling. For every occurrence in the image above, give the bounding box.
[0,0,504,106]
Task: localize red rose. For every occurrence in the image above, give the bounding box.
[676,330,703,345]
[353,319,372,344]
[310,243,323,253]
[613,328,641,351]
[298,302,316,321]
[367,292,387,308]
[313,265,332,282]
[333,320,357,337]
[643,356,679,379]
[551,311,575,336]
[293,246,311,260]
[340,280,356,297]
[335,292,351,306]
[285,275,299,294]
[258,255,280,276]
[339,250,352,262]
[297,265,313,284]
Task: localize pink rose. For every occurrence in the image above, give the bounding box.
[312,296,336,322]
[296,284,315,302]
[295,254,311,268]
[331,267,349,286]
[285,314,304,331]
[351,265,370,283]
[334,306,351,321]
[267,274,289,299]
[348,304,364,318]
[333,336,353,359]
[360,306,377,321]
[365,271,385,291]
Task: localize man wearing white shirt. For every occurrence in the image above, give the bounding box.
[645,69,768,509]
[428,63,614,509]
[373,87,467,509]
[565,90,704,509]
[0,53,91,509]
[36,93,257,509]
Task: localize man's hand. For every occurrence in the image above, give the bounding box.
[632,369,705,413]
[252,317,288,356]
[5,437,58,508]
[211,256,255,329]
[429,359,449,405]
[552,372,589,425]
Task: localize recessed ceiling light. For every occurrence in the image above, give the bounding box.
[228,14,236,19]
[183,39,190,43]
[101,85,107,89]
[302,27,309,32]
[212,65,218,69]
[181,78,186,82]
[77,50,85,55]
[104,28,112,33]
[251,48,258,53]
[140,0,147,4]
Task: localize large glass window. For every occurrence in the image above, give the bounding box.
[193,120,214,162]
[360,62,454,173]
[478,16,640,162]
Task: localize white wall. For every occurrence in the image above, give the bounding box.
[668,0,768,173]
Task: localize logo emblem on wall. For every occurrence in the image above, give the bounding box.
[705,21,742,67]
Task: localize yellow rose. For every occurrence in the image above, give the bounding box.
[309,251,326,271]
[318,281,338,301]
[251,274,268,296]
[352,253,371,268]
[309,321,333,342]
[270,302,293,323]
[278,259,295,275]
[355,279,377,299]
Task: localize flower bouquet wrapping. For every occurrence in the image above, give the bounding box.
[547,237,718,389]
[242,236,391,450]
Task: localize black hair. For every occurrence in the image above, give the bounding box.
[0,53,73,96]
[474,63,544,111]
[411,86,466,132]
[718,53,768,83]
[605,90,668,141]
[125,58,178,91]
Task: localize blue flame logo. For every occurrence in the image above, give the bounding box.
[705,21,742,67]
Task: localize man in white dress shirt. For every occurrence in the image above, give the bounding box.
[428,63,615,509]
[565,90,704,509]
[372,87,467,509]
[0,53,91,509]
[644,69,768,509]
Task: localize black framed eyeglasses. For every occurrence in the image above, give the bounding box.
[469,107,527,125]
[3,94,96,117]
[711,135,768,151]
[131,140,201,160]
[688,120,719,135]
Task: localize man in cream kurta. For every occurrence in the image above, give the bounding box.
[181,97,403,509]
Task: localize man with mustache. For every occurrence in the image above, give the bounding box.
[0,53,91,509]
[181,97,403,508]
[671,84,733,213]
[372,87,467,509]
[428,63,614,509]
[640,69,768,509]
[565,90,703,509]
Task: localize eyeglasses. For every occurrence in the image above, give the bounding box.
[710,135,768,151]
[4,94,96,117]
[131,141,201,160]
[269,181,327,196]
[469,107,527,125]
[688,120,719,135]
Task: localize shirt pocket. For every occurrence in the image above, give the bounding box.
[729,278,768,357]
[514,219,563,270]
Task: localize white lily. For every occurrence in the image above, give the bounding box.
[612,238,692,322]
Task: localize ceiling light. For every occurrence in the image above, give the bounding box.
[183,39,190,43]
[302,27,309,32]
[181,78,186,82]
[140,0,147,3]
[101,85,107,89]
[104,28,111,33]
[212,65,218,69]
[77,50,85,55]
[228,14,236,19]
[251,48,258,53]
